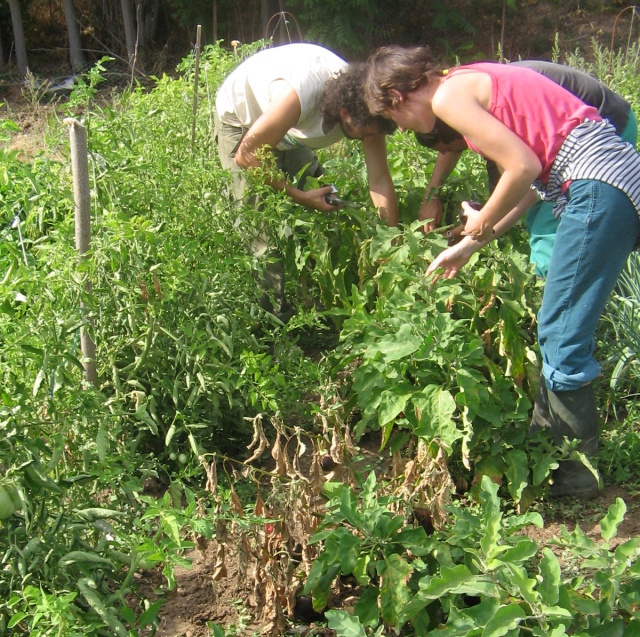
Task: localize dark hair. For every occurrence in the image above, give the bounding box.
[365,45,443,115]
[321,63,397,135]
[414,118,464,148]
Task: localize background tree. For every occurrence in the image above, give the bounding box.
[0,22,5,69]
[7,0,28,75]
[61,0,85,72]
[120,0,137,67]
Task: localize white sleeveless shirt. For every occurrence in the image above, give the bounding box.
[215,43,347,149]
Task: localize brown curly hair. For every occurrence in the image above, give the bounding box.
[321,63,397,135]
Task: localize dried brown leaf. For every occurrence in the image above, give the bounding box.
[246,414,270,464]
[255,492,265,517]
[204,459,218,494]
[309,451,324,496]
[270,431,287,477]
[230,484,244,515]
[330,425,341,463]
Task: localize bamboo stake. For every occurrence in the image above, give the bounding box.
[64,117,98,386]
[191,24,202,151]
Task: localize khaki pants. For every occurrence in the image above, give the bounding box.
[214,113,323,320]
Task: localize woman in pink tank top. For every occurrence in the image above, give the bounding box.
[364,45,640,499]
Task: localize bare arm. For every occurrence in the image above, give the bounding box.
[419,150,463,231]
[233,81,337,211]
[426,189,540,281]
[362,134,399,226]
[432,73,542,241]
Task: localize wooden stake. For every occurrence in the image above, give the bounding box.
[64,117,98,387]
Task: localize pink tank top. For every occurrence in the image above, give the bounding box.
[443,63,601,182]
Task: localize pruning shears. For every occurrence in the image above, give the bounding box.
[324,185,362,209]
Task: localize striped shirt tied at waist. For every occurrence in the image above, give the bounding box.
[533,119,640,219]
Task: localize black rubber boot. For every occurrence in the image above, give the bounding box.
[546,384,600,498]
[529,375,552,436]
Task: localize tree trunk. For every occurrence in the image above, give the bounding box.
[0,23,5,70]
[8,0,28,76]
[213,0,217,44]
[61,0,86,72]
[120,0,137,64]
[134,0,145,52]
[143,0,160,44]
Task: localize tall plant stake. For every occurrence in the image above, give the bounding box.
[64,117,98,386]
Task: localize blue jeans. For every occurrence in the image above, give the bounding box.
[539,180,640,391]
[526,110,639,278]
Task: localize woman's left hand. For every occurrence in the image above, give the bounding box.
[426,237,478,283]
[460,201,494,241]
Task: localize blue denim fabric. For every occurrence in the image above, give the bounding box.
[538,180,640,391]
[526,110,639,279]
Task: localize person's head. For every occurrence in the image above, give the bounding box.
[364,45,443,117]
[414,119,467,153]
[321,63,397,140]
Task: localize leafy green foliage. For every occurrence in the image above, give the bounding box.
[324,217,542,500]
[306,476,640,636]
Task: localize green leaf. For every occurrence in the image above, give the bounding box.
[481,603,526,637]
[326,610,367,637]
[96,425,109,463]
[566,588,600,615]
[583,617,626,637]
[411,385,460,449]
[32,368,46,397]
[503,563,539,607]
[25,463,63,493]
[479,476,502,560]
[59,551,115,569]
[135,403,159,435]
[339,486,366,531]
[77,578,129,637]
[443,598,501,633]
[137,599,166,627]
[539,548,561,606]
[529,447,557,486]
[499,538,538,565]
[395,526,432,556]
[614,537,639,562]
[378,383,414,428]
[208,623,227,637]
[378,553,413,629]
[353,586,381,627]
[337,532,362,574]
[159,510,183,544]
[418,564,473,598]
[363,324,421,363]
[600,498,626,542]
[7,612,28,628]
[353,553,372,586]
[504,449,529,501]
